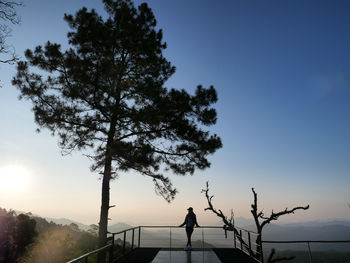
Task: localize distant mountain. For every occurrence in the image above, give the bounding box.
[262,223,350,241]
[234,217,255,228]
[45,217,91,231]
[38,216,350,246]
[256,222,350,252]
[14,209,135,234]
[210,217,255,230]
[282,219,350,228]
[12,208,350,250]
[108,222,134,233]
[210,217,350,251]
[43,218,135,234]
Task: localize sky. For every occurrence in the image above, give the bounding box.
[0,0,350,227]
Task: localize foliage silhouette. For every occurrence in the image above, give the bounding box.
[0,0,21,64]
[19,214,98,263]
[13,0,222,251]
[0,208,37,263]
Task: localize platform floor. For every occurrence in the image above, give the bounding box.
[114,247,256,263]
[151,249,221,263]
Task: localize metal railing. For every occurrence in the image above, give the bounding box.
[66,244,112,263]
[66,225,261,263]
[66,226,141,263]
[233,226,262,262]
[262,240,350,263]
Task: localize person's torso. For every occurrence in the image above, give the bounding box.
[186,214,196,227]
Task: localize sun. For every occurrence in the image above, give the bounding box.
[0,165,31,192]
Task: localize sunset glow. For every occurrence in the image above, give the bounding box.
[0,165,31,192]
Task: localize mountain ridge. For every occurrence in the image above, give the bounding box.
[11,209,350,242]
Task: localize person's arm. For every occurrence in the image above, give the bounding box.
[194,214,200,227]
[179,215,187,227]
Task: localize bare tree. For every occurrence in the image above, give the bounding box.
[202,182,310,262]
[251,187,309,262]
[0,0,21,64]
[202,182,255,257]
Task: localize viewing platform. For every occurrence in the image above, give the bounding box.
[67,225,261,263]
[66,225,350,263]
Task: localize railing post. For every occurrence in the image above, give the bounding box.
[248,232,251,256]
[202,228,204,250]
[122,231,126,255]
[307,242,313,263]
[84,257,88,263]
[108,234,115,263]
[138,227,141,248]
[131,228,135,249]
[234,230,236,248]
[169,227,172,250]
[240,230,243,250]
[260,237,264,263]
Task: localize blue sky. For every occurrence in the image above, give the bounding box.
[0,0,349,225]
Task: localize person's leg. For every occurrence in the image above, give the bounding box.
[186,227,194,247]
[186,227,190,246]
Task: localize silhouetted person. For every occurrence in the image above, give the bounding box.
[179,207,200,250]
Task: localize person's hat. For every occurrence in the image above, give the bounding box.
[187,207,193,211]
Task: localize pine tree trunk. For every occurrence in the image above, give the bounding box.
[97,122,116,262]
[98,163,111,245]
[97,158,111,263]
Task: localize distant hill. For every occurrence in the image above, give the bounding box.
[108,222,134,233]
[15,212,133,233]
[12,209,350,251]
[45,217,91,231]
[262,223,350,241]
[42,217,136,236]
[34,216,350,242]
[44,218,135,234]
[234,217,255,228]
[13,209,93,231]
[283,220,350,228]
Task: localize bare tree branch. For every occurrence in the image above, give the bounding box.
[202,181,234,227]
[251,187,310,230]
[201,181,255,257]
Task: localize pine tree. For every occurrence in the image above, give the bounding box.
[13,0,222,249]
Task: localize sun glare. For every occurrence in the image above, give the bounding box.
[0,165,31,192]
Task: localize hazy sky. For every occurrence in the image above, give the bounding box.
[1,0,350,226]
